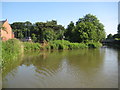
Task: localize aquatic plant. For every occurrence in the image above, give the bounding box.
[23,42,41,51]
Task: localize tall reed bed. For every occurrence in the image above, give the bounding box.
[1,39,102,67]
[2,39,23,67]
[43,40,102,50]
[1,39,102,70]
[23,42,41,51]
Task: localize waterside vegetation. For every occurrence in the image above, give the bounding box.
[104,23,120,48]
[11,14,105,43]
[1,39,102,67]
[1,14,105,68]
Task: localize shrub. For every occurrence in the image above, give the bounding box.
[68,43,88,49]
[48,40,89,50]
[48,40,101,50]
[23,42,41,51]
[87,42,102,48]
[49,40,70,50]
[2,39,23,67]
[2,39,22,58]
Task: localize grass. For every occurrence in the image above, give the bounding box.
[87,42,102,48]
[2,40,102,58]
[68,43,88,49]
[49,40,70,50]
[1,39,102,68]
[43,40,101,50]
[2,38,23,67]
[23,42,41,51]
[2,39,102,58]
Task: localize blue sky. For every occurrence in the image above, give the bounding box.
[2,2,118,35]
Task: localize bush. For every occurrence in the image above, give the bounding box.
[48,40,89,50]
[23,42,41,51]
[87,42,102,48]
[68,43,88,49]
[45,40,102,50]
[2,39,22,59]
[2,39,23,67]
[49,40,70,50]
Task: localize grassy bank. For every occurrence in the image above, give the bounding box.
[1,39,102,67]
[1,39,102,68]
[2,40,102,56]
[103,39,120,49]
[2,39,23,66]
[43,40,102,50]
[1,39,42,68]
[23,42,41,51]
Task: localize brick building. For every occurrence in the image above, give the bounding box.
[0,19,14,41]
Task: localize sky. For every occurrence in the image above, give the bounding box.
[1,2,118,35]
[118,1,120,23]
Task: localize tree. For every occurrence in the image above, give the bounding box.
[11,22,26,38]
[24,21,32,37]
[113,34,120,39]
[118,24,120,34]
[31,33,37,42]
[65,21,75,42]
[43,28,56,42]
[75,22,96,43]
[66,14,106,43]
[33,20,65,42]
[10,14,105,43]
[107,34,113,39]
[18,31,24,39]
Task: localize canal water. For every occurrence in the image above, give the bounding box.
[2,47,119,88]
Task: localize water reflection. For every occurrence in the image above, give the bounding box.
[2,48,118,88]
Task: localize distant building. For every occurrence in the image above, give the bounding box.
[0,19,14,41]
[21,37,32,42]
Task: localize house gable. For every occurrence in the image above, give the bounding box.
[0,19,14,41]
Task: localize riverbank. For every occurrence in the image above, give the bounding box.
[44,40,102,50]
[1,39,102,67]
[102,39,120,49]
[2,39,23,68]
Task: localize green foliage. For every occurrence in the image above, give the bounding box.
[43,28,56,42]
[2,39,102,68]
[45,40,101,50]
[65,21,75,42]
[31,33,37,42]
[2,39,22,58]
[18,31,24,39]
[2,39,42,67]
[11,20,65,42]
[49,40,70,50]
[65,14,106,43]
[2,39,23,66]
[68,43,88,49]
[107,34,113,39]
[115,38,120,40]
[2,39,42,65]
[87,42,102,48]
[113,34,120,39]
[118,24,120,34]
[23,42,41,51]
[0,40,2,68]
[11,14,105,44]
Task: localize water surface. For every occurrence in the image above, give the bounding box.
[2,47,118,88]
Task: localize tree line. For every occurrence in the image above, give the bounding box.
[11,14,106,43]
[106,24,120,40]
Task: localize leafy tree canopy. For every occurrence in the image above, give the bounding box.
[65,14,106,43]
